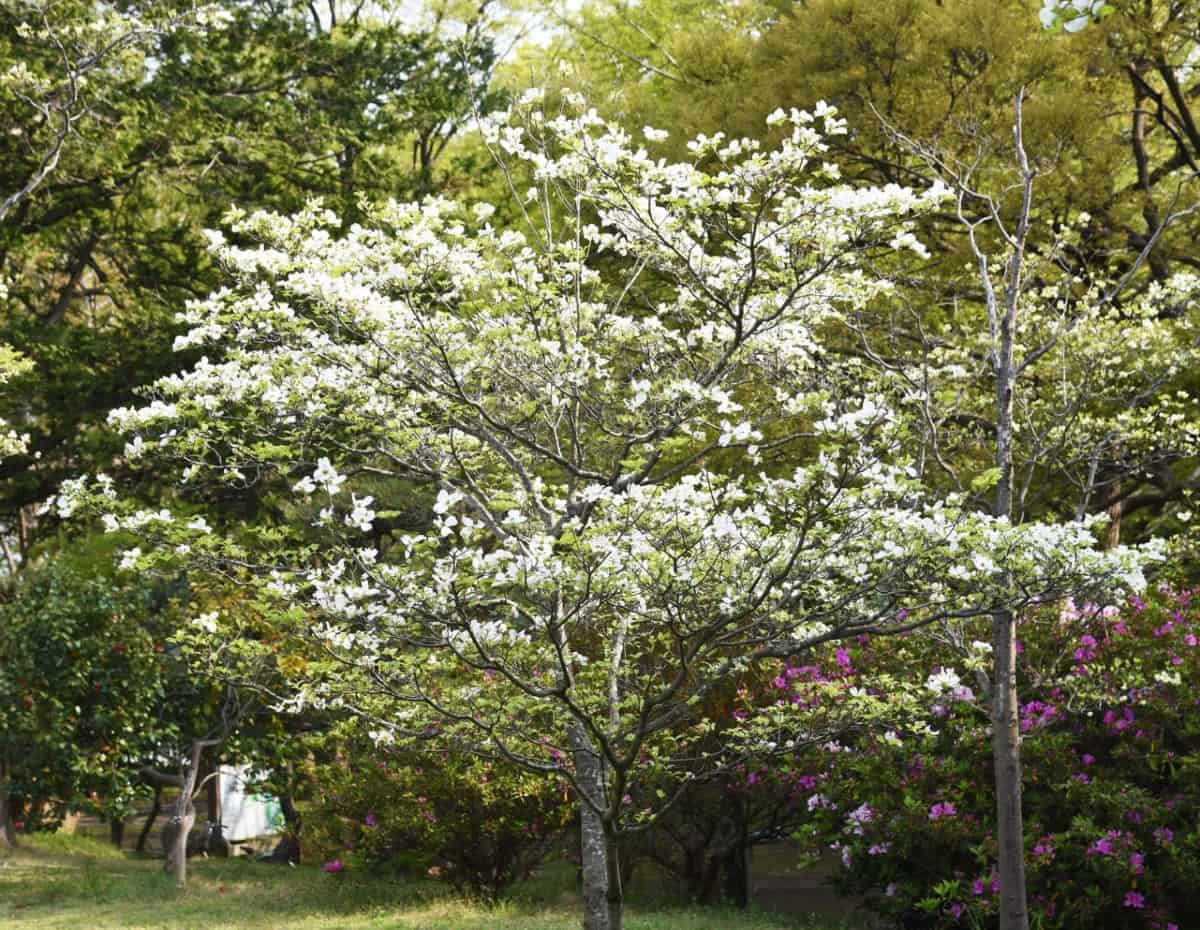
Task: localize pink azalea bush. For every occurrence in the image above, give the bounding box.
[738,587,1200,929]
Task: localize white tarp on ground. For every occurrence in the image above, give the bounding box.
[219,766,284,841]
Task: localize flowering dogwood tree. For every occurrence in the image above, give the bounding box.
[67,96,1156,930]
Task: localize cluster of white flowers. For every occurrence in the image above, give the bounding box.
[191,611,221,634]
[1039,0,1109,33]
[925,668,963,695]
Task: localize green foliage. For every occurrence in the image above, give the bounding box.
[0,562,174,825]
[306,725,575,898]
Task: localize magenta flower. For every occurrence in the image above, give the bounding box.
[1081,753,1096,766]
[948,901,966,919]
[847,803,875,832]
[1088,838,1114,856]
[323,859,345,874]
[835,647,852,669]
[364,811,377,828]
[1123,891,1144,909]
[1155,827,1174,846]
[928,802,957,820]
[1032,840,1055,859]
[1129,852,1144,874]
[972,878,986,896]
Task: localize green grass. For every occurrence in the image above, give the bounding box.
[0,834,863,930]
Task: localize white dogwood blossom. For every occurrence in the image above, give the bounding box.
[1039,0,1110,32]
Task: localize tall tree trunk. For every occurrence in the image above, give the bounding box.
[110,816,126,848]
[991,607,1028,930]
[571,724,621,930]
[136,785,162,853]
[982,90,1034,930]
[0,766,15,851]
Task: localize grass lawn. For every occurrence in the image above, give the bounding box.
[0,834,864,930]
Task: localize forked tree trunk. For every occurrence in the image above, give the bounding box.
[163,739,211,887]
[571,724,622,930]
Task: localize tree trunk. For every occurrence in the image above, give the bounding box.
[280,791,303,835]
[136,785,162,853]
[987,91,1033,930]
[163,739,210,887]
[992,607,1028,930]
[570,724,621,930]
[0,767,15,851]
[110,816,125,848]
[1106,474,1122,549]
[720,843,750,909]
[205,762,229,857]
[165,791,195,886]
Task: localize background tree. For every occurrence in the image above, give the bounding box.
[0,0,502,579]
[0,557,176,850]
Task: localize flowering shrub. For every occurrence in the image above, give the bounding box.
[305,727,574,898]
[779,588,1200,929]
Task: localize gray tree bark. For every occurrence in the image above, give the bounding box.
[570,724,621,930]
[987,91,1034,930]
[162,739,214,887]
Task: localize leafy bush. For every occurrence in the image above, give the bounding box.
[306,726,575,898]
[0,564,175,832]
